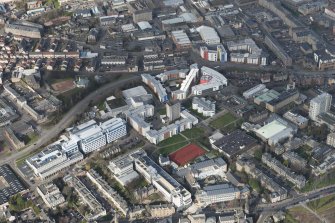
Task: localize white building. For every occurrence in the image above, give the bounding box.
[142,74,168,102]
[227,38,267,65]
[69,118,127,154]
[255,118,296,146]
[327,132,335,147]
[192,97,215,117]
[196,184,240,205]
[37,183,65,208]
[243,84,267,99]
[309,92,332,121]
[26,144,84,179]
[192,66,227,95]
[108,155,139,186]
[196,26,220,45]
[134,154,192,209]
[100,118,127,143]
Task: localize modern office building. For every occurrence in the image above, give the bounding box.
[68,118,127,154]
[26,144,84,179]
[196,184,240,205]
[309,92,332,121]
[100,118,127,143]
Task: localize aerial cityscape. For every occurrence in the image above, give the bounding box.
[1,0,335,222]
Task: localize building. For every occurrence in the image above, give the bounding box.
[142,74,168,102]
[37,183,65,208]
[133,153,192,209]
[196,26,220,45]
[171,30,192,49]
[63,175,106,220]
[212,130,258,158]
[196,184,240,205]
[177,158,227,180]
[5,21,42,39]
[3,127,25,150]
[265,90,299,112]
[0,165,26,206]
[166,101,181,122]
[255,117,296,146]
[227,38,267,65]
[108,155,139,186]
[243,84,267,99]
[237,156,287,203]
[26,144,84,180]
[327,133,335,147]
[68,118,127,154]
[264,35,292,66]
[133,9,152,23]
[313,153,335,176]
[192,66,228,95]
[148,204,175,218]
[282,151,307,168]
[200,45,227,62]
[309,92,332,121]
[283,111,308,128]
[192,97,216,117]
[86,169,128,216]
[262,153,306,189]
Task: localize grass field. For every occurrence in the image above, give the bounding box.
[209,113,238,130]
[157,134,186,147]
[307,194,335,222]
[158,142,188,156]
[285,206,321,223]
[181,127,204,139]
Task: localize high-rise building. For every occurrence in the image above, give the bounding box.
[309,93,332,121]
[166,101,181,122]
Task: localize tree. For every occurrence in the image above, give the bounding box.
[248,179,261,193]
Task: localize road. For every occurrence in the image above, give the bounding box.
[1,75,141,167]
[255,185,335,219]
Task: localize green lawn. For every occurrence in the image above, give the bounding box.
[307,194,335,213]
[157,134,186,147]
[209,113,238,129]
[181,127,204,139]
[158,142,188,156]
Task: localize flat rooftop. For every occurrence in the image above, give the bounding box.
[213,130,257,158]
[255,120,288,139]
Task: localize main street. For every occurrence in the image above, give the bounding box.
[254,185,335,222]
[0,74,141,167]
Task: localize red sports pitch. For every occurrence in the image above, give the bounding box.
[169,144,206,166]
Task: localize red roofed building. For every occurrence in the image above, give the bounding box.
[169,144,206,166]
